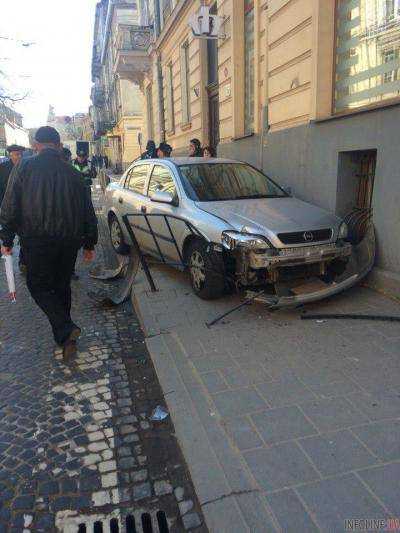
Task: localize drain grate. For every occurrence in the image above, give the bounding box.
[57,510,170,533]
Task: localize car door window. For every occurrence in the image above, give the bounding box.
[148,165,177,197]
[126,165,149,195]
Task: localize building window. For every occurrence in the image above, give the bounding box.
[146,85,154,140]
[180,41,191,125]
[334,0,400,113]
[244,0,255,135]
[166,62,175,132]
[382,48,399,82]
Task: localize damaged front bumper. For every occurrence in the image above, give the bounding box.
[246,225,376,308]
[248,242,352,269]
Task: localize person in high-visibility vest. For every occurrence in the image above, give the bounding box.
[72,150,97,187]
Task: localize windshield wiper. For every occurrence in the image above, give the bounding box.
[233,194,284,200]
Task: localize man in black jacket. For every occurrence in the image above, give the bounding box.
[0,127,98,357]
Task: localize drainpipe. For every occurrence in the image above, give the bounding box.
[258,2,269,170]
[153,3,166,142]
[101,0,114,65]
[156,57,166,142]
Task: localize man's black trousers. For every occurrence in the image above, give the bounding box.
[24,242,80,345]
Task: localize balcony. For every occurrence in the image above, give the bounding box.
[91,87,106,108]
[95,120,117,137]
[114,24,152,85]
[92,60,102,78]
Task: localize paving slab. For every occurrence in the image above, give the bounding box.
[243,442,320,492]
[358,462,400,515]
[250,406,318,444]
[296,474,389,531]
[131,259,400,532]
[351,420,400,461]
[298,429,378,476]
[266,489,320,533]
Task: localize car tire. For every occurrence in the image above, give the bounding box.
[109,214,130,256]
[187,239,226,300]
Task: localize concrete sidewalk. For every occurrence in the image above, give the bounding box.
[131,263,400,532]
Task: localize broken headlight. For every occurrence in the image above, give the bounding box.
[221,231,271,251]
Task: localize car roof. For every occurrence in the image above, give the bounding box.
[141,157,241,165]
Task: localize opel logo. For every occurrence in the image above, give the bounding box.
[303,231,314,242]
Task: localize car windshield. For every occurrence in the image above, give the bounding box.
[178,163,287,202]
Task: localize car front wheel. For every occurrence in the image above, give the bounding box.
[187,240,225,300]
[109,214,130,256]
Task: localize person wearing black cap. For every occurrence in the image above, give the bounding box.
[141,140,158,160]
[0,144,25,205]
[72,150,97,187]
[189,138,203,157]
[157,142,173,158]
[0,126,98,358]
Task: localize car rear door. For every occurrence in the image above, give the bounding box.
[118,163,151,249]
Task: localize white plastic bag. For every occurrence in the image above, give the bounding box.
[3,255,16,302]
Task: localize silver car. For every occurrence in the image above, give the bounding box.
[104,158,351,300]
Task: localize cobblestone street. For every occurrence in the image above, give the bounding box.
[0,187,206,532]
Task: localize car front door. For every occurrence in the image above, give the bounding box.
[140,164,183,263]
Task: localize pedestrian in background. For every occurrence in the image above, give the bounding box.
[0,126,98,358]
[157,142,173,158]
[0,145,27,272]
[61,146,79,280]
[104,155,109,169]
[189,138,203,157]
[72,150,97,187]
[0,145,25,205]
[61,146,72,163]
[203,146,216,159]
[141,140,158,160]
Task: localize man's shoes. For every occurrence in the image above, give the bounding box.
[62,327,81,359]
[71,272,79,281]
[63,340,77,359]
[69,326,82,341]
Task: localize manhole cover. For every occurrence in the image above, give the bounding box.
[56,510,170,533]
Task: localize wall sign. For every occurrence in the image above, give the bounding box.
[188,6,225,40]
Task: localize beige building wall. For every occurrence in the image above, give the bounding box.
[159,0,205,153]
[139,0,338,151]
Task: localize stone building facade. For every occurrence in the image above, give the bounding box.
[91,0,145,171]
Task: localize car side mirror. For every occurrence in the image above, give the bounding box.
[150,190,176,205]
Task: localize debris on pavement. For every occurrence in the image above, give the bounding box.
[150,405,169,421]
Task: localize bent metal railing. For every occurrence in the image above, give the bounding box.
[121,212,267,327]
[121,213,211,293]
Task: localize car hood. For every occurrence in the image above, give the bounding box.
[196,197,341,235]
